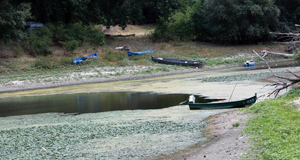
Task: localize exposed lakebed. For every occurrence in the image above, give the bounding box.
[1,65,299,159]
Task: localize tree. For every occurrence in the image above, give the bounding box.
[275,0,300,32]
[0,1,31,42]
[193,0,280,43]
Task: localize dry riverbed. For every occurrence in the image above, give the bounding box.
[0,65,298,159]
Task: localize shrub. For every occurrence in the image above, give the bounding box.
[60,57,73,66]
[12,43,24,58]
[193,0,280,43]
[89,28,106,46]
[26,33,51,56]
[152,18,171,42]
[45,22,105,50]
[294,50,300,61]
[102,50,126,62]
[62,40,79,52]
[33,56,59,69]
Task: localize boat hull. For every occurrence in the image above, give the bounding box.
[244,60,255,67]
[189,94,257,110]
[127,50,156,56]
[72,52,97,64]
[151,56,205,68]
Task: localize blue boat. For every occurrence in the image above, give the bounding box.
[127,50,156,56]
[244,60,255,67]
[72,52,98,64]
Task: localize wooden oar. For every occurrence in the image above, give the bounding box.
[229,84,237,101]
[179,99,189,105]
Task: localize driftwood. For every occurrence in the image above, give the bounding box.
[115,45,130,51]
[253,50,300,97]
[105,34,135,37]
[272,41,300,44]
[261,50,294,58]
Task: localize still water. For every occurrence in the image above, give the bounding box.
[0,92,220,117]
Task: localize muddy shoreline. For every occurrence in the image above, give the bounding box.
[0,65,237,93]
[0,59,294,94]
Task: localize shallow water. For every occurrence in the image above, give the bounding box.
[0,92,221,117]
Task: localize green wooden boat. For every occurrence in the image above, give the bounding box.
[188,93,257,110]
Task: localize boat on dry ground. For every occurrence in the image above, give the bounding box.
[151,56,205,68]
[188,93,257,110]
[72,52,98,64]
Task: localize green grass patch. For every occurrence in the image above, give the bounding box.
[244,87,300,159]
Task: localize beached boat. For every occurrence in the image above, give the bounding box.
[127,50,156,56]
[72,52,98,64]
[188,93,257,110]
[244,60,255,67]
[151,56,205,68]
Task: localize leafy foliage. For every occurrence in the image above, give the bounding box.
[24,22,105,55]
[25,27,52,56]
[152,8,194,42]
[0,1,31,42]
[275,0,300,32]
[10,0,187,29]
[193,0,280,43]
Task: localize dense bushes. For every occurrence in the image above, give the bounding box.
[0,2,31,42]
[152,9,194,42]
[25,22,105,56]
[196,0,280,43]
[276,0,300,32]
[153,0,282,44]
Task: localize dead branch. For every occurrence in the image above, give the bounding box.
[270,32,300,37]
[272,41,300,44]
[261,50,294,58]
[253,50,300,97]
[115,45,130,51]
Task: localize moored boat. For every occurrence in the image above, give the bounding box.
[72,52,98,64]
[188,93,257,110]
[151,56,205,68]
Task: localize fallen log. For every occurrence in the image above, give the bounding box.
[270,32,300,37]
[105,34,135,37]
[261,50,294,58]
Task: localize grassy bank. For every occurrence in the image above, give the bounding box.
[0,32,289,88]
[245,87,300,159]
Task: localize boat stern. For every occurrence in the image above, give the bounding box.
[188,95,195,104]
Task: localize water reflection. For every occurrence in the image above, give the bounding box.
[0,92,220,117]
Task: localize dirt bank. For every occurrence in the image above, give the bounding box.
[167,110,252,160]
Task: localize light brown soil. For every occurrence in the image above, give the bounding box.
[167,110,253,160]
